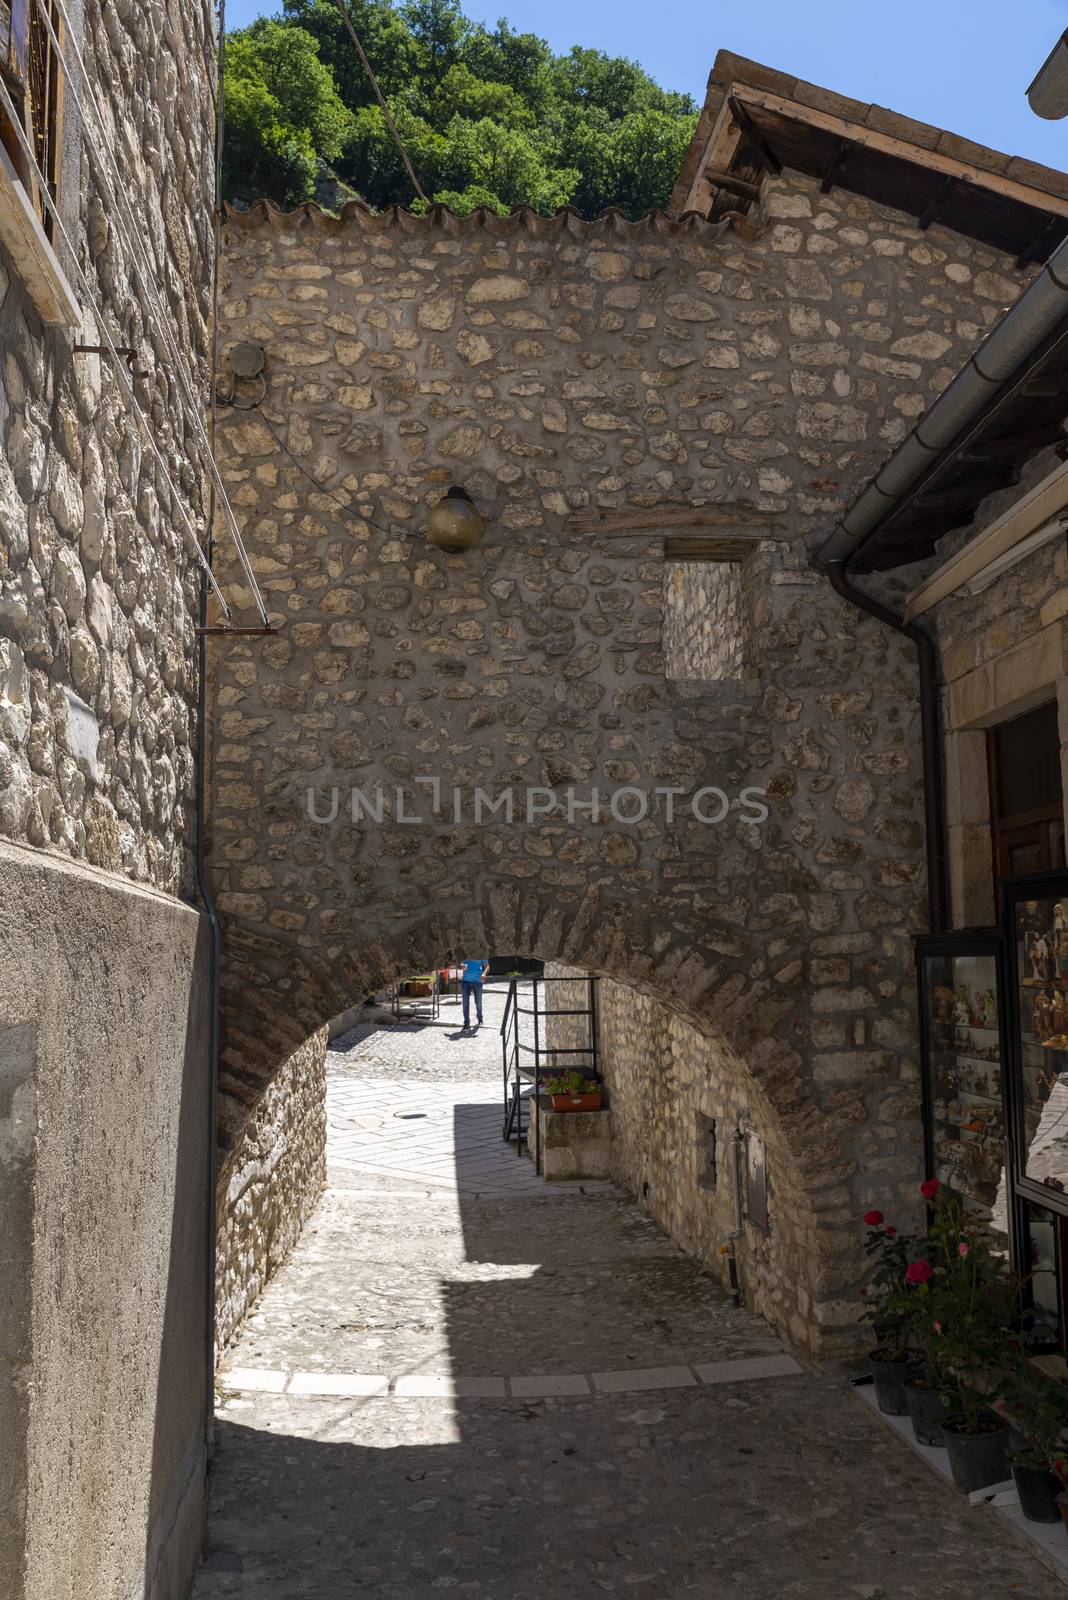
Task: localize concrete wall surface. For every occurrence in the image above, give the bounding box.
[0,839,210,1600]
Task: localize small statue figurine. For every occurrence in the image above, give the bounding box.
[954,985,972,1027]
[932,985,955,1023]
[1052,989,1068,1044]
[1032,931,1054,985]
[1035,990,1053,1040]
[1055,904,1068,977]
[982,989,997,1029]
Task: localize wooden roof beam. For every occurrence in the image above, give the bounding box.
[723,85,1068,222]
[958,423,1068,462]
[728,95,784,175]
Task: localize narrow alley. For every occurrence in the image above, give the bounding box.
[194,984,1059,1600]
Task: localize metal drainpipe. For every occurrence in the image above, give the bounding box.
[193,533,221,1468]
[824,558,949,936]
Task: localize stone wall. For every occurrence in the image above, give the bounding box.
[0,0,216,892]
[920,445,1068,925]
[545,960,907,1354]
[215,1027,328,1355]
[211,172,1034,1352]
[0,3,219,1595]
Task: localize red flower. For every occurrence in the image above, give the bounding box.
[905,1260,933,1285]
[884,1226,897,1237]
[863,1210,884,1226]
[920,1178,940,1199]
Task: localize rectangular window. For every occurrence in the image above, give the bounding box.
[988,700,1065,884]
[0,0,75,326]
[1,0,61,235]
[697,1113,717,1191]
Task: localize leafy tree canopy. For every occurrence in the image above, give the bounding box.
[223,1,697,218]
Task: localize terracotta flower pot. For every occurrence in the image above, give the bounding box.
[943,1417,1009,1494]
[549,1092,603,1112]
[869,1349,922,1416]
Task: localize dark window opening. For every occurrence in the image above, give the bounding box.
[0,1,62,241]
[989,699,1065,885]
[697,1113,716,1191]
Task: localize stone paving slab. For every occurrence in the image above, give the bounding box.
[196,1383,1064,1600]
[197,1001,1063,1599]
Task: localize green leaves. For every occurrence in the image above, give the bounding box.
[223,3,697,217]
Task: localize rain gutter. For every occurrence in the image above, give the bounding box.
[1029,31,1068,120]
[814,235,1068,935]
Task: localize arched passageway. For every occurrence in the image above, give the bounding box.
[193,980,1044,1600]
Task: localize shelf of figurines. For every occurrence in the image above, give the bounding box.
[1021,908,1068,1051]
[930,982,999,1033]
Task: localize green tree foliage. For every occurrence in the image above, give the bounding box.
[224,20,358,203]
[224,2,697,218]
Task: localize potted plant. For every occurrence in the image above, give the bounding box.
[1003,1346,1068,1523]
[861,1207,924,1416]
[904,1180,1015,1493]
[544,1073,603,1112]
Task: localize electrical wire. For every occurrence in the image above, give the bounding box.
[0,69,233,618]
[31,0,270,625]
[334,0,430,207]
[243,400,420,542]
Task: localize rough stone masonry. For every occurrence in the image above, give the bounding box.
[0,2,221,1596]
[211,169,1033,1354]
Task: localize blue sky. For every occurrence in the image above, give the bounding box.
[223,0,1068,169]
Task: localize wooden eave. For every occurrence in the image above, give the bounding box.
[681,83,1068,263]
[850,319,1068,573]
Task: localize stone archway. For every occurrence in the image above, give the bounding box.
[203,187,988,1351]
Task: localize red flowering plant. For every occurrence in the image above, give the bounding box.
[861,1205,926,1361]
[895,1179,1018,1435]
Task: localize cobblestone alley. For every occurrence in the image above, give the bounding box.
[193,984,1060,1599]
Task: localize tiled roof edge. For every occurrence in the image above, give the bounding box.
[670,49,1068,214]
[222,197,764,242]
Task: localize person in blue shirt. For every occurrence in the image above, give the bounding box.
[461,957,489,1029]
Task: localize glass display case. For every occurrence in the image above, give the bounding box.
[915,930,1010,1249]
[913,876,1068,1351]
[1004,872,1068,1212]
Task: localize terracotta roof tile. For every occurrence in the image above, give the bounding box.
[223,198,763,242]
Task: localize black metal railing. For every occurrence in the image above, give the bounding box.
[501,973,599,1174]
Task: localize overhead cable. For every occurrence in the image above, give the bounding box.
[334,0,430,206]
[0,70,232,618]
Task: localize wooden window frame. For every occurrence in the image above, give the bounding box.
[0,0,77,327]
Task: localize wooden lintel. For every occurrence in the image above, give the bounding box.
[663,536,756,561]
[563,505,770,536]
[735,84,1068,222]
